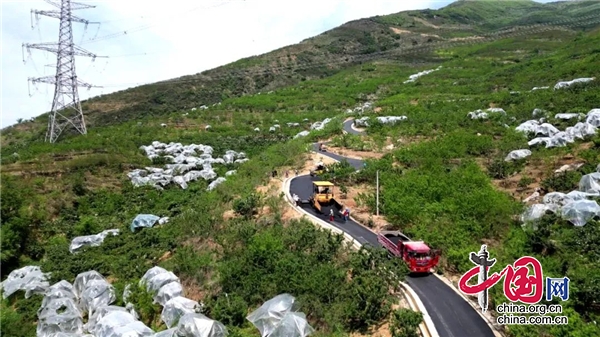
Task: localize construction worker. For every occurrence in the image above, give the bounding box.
[329,208,334,222]
[343,208,349,222]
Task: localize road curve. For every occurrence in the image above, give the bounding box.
[343,119,364,135]
[290,119,495,337]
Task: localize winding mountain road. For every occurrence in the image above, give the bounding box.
[289,119,495,337]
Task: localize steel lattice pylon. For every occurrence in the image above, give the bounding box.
[23,0,105,143]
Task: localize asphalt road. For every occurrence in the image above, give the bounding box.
[343,119,363,135]
[290,119,495,337]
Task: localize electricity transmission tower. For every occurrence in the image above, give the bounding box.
[23,0,105,143]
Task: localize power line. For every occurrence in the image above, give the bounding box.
[102,25,337,59]
[79,1,243,45]
[94,15,600,89]
[23,0,107,143]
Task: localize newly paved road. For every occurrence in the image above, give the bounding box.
[343,119,363,135]
[290,118,495,337]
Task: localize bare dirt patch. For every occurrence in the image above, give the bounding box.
[326,147,386,160]
[158,251,172,262]
[413,17,440,29]
[222,209,238,221]
[337,184,391,232]
[449,36,484,42]
[389,26,441,39]
[390,27,412,34]
[181,276,206,302]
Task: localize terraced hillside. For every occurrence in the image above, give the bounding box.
[1,0,600,336]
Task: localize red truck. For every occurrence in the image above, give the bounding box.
[378,230,440,274]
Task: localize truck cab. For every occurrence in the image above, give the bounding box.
[377,230,440,274]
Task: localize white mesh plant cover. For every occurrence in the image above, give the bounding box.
[403,66,442,83]
[467,108,506,120]
[268,312,315,337]
[146,272,179,294]
[207,177,227,191]
[153,328,177,337]
[515,121,559,136]
[560,200,600,227]
[139,267,180,298]
[69,229,120,253]
[555,113,583,120]
[504,149,531,161]
[74,271,105,298]
[0,265,50,299]
[44,281,77,302]
[587,109,600,127]
[520,204,560,224]
[93,311,154,337]
[246,294,298,337]
[79,279,117,317]
[542,192,575,206]
[140,267,168,286]
[543,190,599,206]
[85,305,129,333]
[155,281,183,306]
[130,214,169,232]
[103,321,154,337]
[173,176,188,189]
[376,116,408,124]
[161,297,201,328]
[354,117,370,127]
[175,313,228,337]
[294,131,310,138]
[554,77,595,90]
[579,172,600,194]
[310,118,332,131]
[47,333,94,337]
[564,122,597,140]
[37,297,84,337]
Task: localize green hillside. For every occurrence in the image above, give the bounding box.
[2,0,600,336]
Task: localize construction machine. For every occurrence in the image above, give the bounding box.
[378,230,441,274]
[307,181,344,215]
[310,161,328,177]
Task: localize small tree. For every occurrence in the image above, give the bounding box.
[340,185,348,198]
[233,193,260,218]
[390,308,423,337]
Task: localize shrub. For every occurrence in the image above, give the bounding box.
[233,193,261,218]
[541,171,582,192]
[390,309,423,337]
[205,293,249,326]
